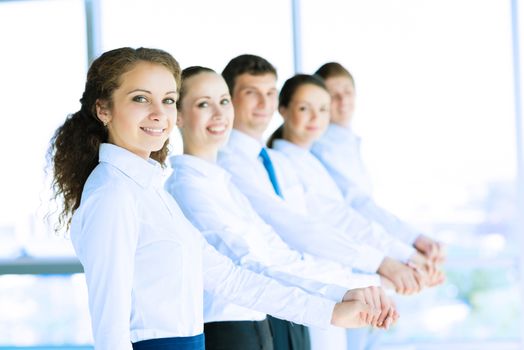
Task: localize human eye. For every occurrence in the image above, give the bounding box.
[132,95,148,103]
[163,97,176,105]
[220,98,231,105]
[298,105,308,112]
[197,101,209,108]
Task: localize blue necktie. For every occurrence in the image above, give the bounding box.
[259,148,283,197]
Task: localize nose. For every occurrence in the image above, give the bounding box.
[211,103,224,120]
[149,100,167,121]
[310,109,319,121]
[257,93,269,109]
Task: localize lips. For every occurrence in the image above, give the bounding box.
[140,127,165,136]
[206,124,228,135]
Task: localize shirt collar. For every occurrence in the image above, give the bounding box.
[98,143,163,189]
[171,154,231,181]
[272,139,310,158]
[228,129,265,159]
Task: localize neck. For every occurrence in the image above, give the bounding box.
[183,144,217,163]
[233,127,264,143]
[282,128,312,149]
[331,119,351,129]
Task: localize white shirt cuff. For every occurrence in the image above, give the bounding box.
[302,296,337,329]
[353,245,385,273]
[387,240,417,263]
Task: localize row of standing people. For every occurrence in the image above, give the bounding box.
[49,47,445,350]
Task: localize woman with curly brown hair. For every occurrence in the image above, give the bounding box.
[48,47,376,350]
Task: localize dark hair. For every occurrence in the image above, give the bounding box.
[221,54,277,94]
[267,74,328,148]
[315,62,355,87]
[48,47,181,231]
[177,66,215,110]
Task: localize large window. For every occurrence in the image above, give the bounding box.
[0,0,295,347]
[0,0,89,346]
[300,0,522,347]
[98,0,295,151]
[1,0,522,348]
[0,0,87,260]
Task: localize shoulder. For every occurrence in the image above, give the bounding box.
[165,167,208,199]
[80,164,138,212]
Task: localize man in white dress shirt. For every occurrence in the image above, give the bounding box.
[217,55,427,350]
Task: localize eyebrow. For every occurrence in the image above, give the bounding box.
[238,86,277,92]
[127,89,178,95]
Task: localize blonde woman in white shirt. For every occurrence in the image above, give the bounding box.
[167,66,399,350]
[48,48,379,350]
[311,62,445,266]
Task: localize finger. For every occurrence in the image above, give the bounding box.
[376,289,390,327]
[362,288,374,325]
[370,287,382,327]
[405,273,416,294]
[394,277,406,295]
[367,288,380,326]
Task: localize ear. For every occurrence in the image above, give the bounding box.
[176,111,184,128]
[95,99,111,125]
[278,105,288,120]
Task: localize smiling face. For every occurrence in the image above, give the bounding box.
[231,73,278,140]
[96,61,178,159]
[177,72,234,160]
[324,75,356,127]
[280,84,331,148]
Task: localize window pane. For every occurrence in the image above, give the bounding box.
[301,0,521,345]
[0,0,87,258]
[99,0,294,149]
[0,274,92,346]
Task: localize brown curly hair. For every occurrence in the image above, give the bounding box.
[48,47,181,231]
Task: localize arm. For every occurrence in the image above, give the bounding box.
[168,180,372,300]
[313,141,422,245]
[227,170,385,274]
[200,236,380,329]
[72,188,138,350]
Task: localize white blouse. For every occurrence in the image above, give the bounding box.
[312,124,421,244]
[71,144,337,350]
[166,154,381,323]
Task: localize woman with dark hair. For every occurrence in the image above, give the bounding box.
[48,48,378,350]
[266,73,445,350]
[268,74,441,285]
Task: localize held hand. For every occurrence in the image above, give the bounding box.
[414,234,446,264]
[343,286,398,329]
[380,276,396,291]
[331,300,374,328]
[408,252,446,287]
[378,257,423,295]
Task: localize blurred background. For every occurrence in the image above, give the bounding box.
[0,0,523,349]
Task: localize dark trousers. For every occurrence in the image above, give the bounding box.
[204,319,274,350]
[267,316,310,350]
[132,334,204,350]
